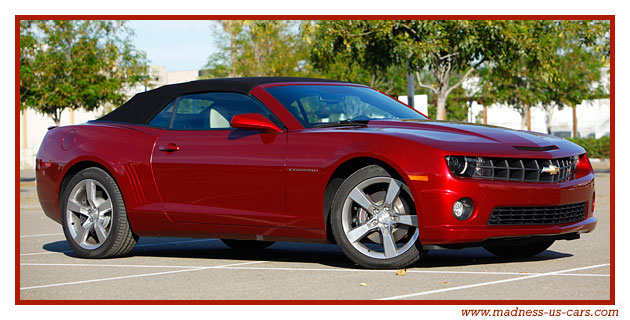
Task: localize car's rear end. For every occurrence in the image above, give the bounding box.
[36,126,72,224]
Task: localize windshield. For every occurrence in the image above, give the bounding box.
[265,85,427,128]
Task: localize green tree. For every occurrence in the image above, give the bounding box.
[310,20,547,120]
[20,20,149,125]
[202,20,312,78]
[545,21,609,137]
[298,21,407,97]
[476,20,609,134]
[476,53,551,131]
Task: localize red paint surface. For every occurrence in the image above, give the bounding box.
[230,113,282,132]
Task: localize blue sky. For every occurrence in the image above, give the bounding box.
[126,20,219,71]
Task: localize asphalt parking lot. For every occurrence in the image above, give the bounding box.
[18,173,611,301]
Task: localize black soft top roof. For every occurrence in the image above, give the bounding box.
[97,77,345,125]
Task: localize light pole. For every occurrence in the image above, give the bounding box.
[407,71,415,108]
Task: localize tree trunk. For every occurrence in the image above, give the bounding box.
[572,104,578,138]
[526,106,531,131]
[52,108,62,126]
[545,105,554,134]
[483,106,488,124]
[21,110,27,150]
[418,62,479,121]
[436,93,447,120]
[519,106,532,131]
[519,105,527,130]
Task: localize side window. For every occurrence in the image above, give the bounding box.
[148,100,176,128]
[171,92,274,130]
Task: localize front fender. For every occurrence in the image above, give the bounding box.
[285,129,436,230]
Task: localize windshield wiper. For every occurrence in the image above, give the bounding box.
[312,119,370,128]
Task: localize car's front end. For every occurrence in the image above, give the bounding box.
[418,154,595,246]
[389,121,597,247]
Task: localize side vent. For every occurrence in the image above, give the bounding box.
[123,163,146,204]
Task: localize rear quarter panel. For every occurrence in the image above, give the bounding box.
[36,122,165,228]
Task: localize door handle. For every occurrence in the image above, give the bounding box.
[158,143,180,152]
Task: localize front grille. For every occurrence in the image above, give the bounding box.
[488,202,587,225]
[474,156,576,183]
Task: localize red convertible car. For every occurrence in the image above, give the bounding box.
[36,77,597,269]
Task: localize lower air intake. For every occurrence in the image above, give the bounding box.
[488,202,587,225]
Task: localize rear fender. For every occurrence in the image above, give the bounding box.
[36,123,166,227]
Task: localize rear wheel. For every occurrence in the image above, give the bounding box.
[484,240,555,258]
[331,165,424,269]
[61,167,137,258]
[221,239,275,251]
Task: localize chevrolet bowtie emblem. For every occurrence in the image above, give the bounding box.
[541,165,560,175]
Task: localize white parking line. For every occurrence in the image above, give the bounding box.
[20,251,68,257]
[19,263,610,278]
[20,238,219,256]
[376,263,610,300]
[20,206,43,210]
[20,233,63,238]
[20,263,200,269]
[20,260,268,291]
[222,266,610,277]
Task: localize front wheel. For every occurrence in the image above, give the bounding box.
[60,167,137,258]
[484,240,555,258]
[331,165,424,269]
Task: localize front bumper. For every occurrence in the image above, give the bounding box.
[414,172,596,245]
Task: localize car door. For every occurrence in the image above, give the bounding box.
[150,92,287,227]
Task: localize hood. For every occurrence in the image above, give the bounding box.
[365,119,584,157]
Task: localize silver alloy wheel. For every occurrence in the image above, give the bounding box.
[65,179,113,250]
[341,177,419,259]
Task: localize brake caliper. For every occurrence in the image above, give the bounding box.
[357,208,369,225]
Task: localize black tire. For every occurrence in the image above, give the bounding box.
[60,167,137,258]
[484,240,555,258]
[221,239,275,250]
[330,165,424,269]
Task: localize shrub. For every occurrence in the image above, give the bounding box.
[567,136,610,159]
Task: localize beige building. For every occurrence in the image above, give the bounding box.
[20,66,201,169]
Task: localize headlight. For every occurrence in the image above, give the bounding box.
[446,155,580,182]
[446,156,477,177]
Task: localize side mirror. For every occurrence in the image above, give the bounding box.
[230,113,282,133]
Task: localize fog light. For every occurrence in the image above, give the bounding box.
[453,198,474,220]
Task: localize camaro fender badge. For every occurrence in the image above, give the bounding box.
[288,168,319,173]
[541,165,560,175]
